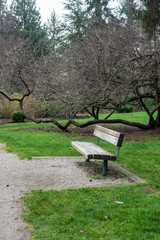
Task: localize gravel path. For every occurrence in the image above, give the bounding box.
[0,144,130,240]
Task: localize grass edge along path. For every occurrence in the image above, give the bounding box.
[22,185,160,240]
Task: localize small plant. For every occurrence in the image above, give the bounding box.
[11,111,25,122]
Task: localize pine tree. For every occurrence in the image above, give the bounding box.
[138,0,160,39]
[0,0,7,12]
[63,0,87,41]
[119,0,138,24]
[46,10,63,51]
[11,0,41,31]
[10,0,49,56]
[85,0,111,23]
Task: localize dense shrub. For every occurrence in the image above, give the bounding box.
[119,105,133,113]
[11,111,25,122]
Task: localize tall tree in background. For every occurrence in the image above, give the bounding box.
[0,0,7,12]
[46,10,64,52]
[119,0,138,24]
[138,0,160,41]
[10,0,49,56]
[10,0,41,33]
[63,0,87,41]
[85,0,111,23]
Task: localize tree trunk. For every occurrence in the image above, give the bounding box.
[148,115,156,128]
[156,107,160,128]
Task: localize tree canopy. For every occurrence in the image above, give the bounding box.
[0,0,160,130]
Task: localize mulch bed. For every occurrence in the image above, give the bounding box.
[64,125,160,141]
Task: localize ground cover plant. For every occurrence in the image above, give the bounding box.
[0,111,160,239]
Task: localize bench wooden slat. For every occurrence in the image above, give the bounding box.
[94,125,124,147]
[95,125,121,137]
[71,141,92,159]
[71,141,115,160]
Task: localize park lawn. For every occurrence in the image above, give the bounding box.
[0,111,155,159]
[0,111,160,239]
[22,185,160,240]
[0,112,159,187]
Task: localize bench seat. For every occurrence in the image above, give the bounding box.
[72,141,115,161]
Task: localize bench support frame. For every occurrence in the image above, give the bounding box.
[103,159,108,175]
[96,138,120,175]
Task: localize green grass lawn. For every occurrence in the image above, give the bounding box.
[22,186,160,240]
[0,111,160,239]
[0,111,155,159]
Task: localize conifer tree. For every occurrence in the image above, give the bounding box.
[138,0,160,39]
[10,0,49,56]
[119,0,137,24]
[46,10,63,51]
[63,0,87,41]
[85,0,111,23]
[0,0,7,12]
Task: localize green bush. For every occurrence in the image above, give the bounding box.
[11,111,25,122]
[0,114,2,119]
[119,105,133,113]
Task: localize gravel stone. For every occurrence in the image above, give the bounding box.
[0,144,130,240]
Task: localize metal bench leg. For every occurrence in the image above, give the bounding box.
[103,160,108,175]
[86,158,90,162]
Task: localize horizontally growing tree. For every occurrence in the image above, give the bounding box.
[0,0,160,130]
[33,19,160,130]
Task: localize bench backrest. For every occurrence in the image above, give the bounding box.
[93,125,124,147]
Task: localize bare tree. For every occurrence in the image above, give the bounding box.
[0,11,38,114]
[34,20,160,130]
[1,13,159,131]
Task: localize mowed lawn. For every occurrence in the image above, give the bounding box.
[0,111,160,240]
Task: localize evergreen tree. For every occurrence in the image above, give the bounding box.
[63,0,87,41]
[138,0,160,39]
[10,0,49,56]
[46,10,63,51]
[119,0,138,24]
[11,0,41,31]
[0,0,7,12]
[85,0,111,23]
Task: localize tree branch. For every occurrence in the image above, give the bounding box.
[26,116,150,131]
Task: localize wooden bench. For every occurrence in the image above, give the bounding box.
[71,125,124,175]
